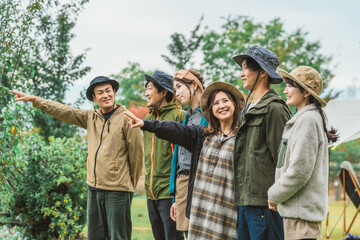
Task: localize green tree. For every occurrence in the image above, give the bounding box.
[111,62,151,107]
[201,16,333,92]
[161,16,204,70]
[28,0,91,140]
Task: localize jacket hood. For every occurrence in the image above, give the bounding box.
[94,104,127,119]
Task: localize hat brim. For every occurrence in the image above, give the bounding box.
[86,79,119,101]
[233,54,283,84]
[278,69,327,107]
[144,74,174,94]
[200,82,245,123]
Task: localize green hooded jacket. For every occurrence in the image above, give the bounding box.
[144,102,185,200]
[234,90,291,206]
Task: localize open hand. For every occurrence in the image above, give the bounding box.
[124,111,144,128]
[268,199,277,211]
[9,90,36,102]
[170,202,176,222]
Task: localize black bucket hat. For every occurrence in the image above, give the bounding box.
[233,45,282,84]
[144,71,174,94]
[86,76,119,101]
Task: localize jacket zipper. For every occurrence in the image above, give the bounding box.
[150,109,159,200]
[93,113,107,188]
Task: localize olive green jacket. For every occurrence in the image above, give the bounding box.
[143,103,185,200]
[33,97,144,192]
[234,90,291,206]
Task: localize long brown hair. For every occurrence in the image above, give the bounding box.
[285,78,339,143]
[204,89,240,136]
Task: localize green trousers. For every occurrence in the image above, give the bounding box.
[87,189,133,240]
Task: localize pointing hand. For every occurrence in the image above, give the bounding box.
[124,111,144,128]
[9,90,36,102]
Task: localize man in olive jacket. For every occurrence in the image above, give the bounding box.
[143,71,185,240]
[232,46,291,240]
[10,76,143,240]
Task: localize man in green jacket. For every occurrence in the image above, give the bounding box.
[143,71,185,240]
[232,46,291,240]
[10,76,143,240]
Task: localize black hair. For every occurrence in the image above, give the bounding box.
[285,78,339,143]
[204,89,240,136]
[145,80,174,103]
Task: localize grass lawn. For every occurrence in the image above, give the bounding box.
[131,196,360,240]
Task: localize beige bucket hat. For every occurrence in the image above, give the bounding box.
[200,81,245,123]
[278,66,327,107]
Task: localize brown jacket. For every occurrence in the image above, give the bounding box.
[33,97,143,192]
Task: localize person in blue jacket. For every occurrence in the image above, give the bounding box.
[125,81,245,239]
[169,70,207,239]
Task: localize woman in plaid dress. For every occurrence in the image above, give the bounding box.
[126,82,245,240]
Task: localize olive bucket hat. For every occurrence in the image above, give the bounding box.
[233,45,282,84]
[200,82,245,123]
[86,76,119,101]
[278,66,327,107]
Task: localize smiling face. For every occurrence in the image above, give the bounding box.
[240,59,261,90]
[92,83,116,113]
[174,80,192,105]
[211,91,235,124]
[145,81,166,108]
[283,79,310,110]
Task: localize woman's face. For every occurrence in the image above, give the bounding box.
[283,83,309,110]
[211,91,235,123]
[174,80,192,105]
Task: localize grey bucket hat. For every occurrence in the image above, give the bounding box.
[144,70,174,94]
[233,45,282,84]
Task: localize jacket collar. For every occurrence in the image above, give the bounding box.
[286,103,317,125]
[94,104,125,119]
[246,90,285,115]
[148,102,178,114]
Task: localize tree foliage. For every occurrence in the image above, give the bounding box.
[0,133,87,239]
[161,16,204,70]
[29,0,91,140]
[111,62,150,107]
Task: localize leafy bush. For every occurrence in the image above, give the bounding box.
[329,139,360,180]
[0,133,88,239]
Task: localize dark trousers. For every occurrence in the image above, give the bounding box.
[87,189,133,240]
[147,199,184,240]
[238,205,284,240]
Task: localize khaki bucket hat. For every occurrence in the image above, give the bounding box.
[200,82,245,123]
[278,66,327,107]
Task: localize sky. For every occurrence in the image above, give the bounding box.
[67,0,360,106]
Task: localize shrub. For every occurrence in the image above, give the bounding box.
[0,133,88,239]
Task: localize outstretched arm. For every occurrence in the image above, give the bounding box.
[9,90,36,102]
[124,112,204,152]
[9,90,89,129]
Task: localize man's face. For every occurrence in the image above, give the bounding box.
[92,83,115,113]
[240,59,260,90]
[145,81,165,108]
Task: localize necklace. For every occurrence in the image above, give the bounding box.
[220,128,233,138]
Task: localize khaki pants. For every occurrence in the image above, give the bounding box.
[175,174,190,231]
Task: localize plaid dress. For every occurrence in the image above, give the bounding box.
[188,133,237,240]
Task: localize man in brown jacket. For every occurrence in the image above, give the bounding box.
[10,76,143,240]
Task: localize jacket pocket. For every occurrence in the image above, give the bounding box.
[246,116,264,148]
[277,138,288,168]
[249,155,274,195]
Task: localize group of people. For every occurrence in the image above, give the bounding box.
[10,45,338,240]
